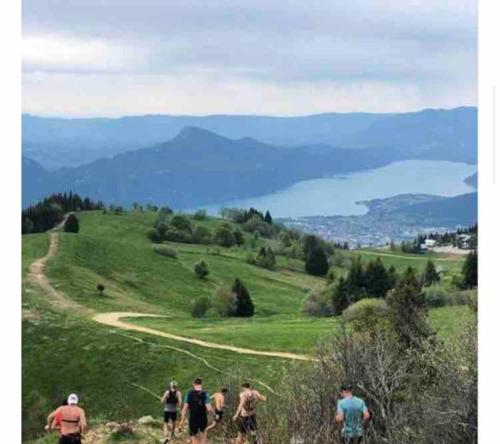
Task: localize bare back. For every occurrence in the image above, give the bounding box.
[57,405,86,435]
[213,392,225,411]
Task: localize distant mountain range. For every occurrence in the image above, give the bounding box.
[23,107,477,169]
[22,127,403,208]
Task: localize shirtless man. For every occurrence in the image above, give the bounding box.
[233,383,266,444]
[45,394,87,444]
[205,387,228,437]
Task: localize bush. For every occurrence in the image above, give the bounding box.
[422,284,448,308]
[233,229,245,246]
[326,268,336,285]
[212,286,237,317]
[246,253,256,265]
[164,227,192,243]
[191,296,211,318]
[343,298,389,333]
[193,209,207,220]
[232,278,254,317]
[194,260,209,279]
[255,247,276,271]
[449,289,476,306]
[243,215,273,237]
[302,288,333,317]
[157,222,168,239]
[146,228,161,243]
[467,290,478,313]
[96,284,105,296]
[152,244,177,258]
[170,215,192,232]
[214,225,236,248]
[63,213,79,233]
[192,226,212,244]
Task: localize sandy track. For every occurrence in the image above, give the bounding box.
[27,233,92,315]
[93,312,313,361]
[29,232,313,362]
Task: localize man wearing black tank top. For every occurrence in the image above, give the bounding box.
[161,381,183,443]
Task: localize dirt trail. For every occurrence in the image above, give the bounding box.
[29,233,314,362]
[27,232,92,315]
[94,312,313,361]
[359,250,461,261]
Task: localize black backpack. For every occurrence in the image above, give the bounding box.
[166,389,178,405]
[188,390,207,418]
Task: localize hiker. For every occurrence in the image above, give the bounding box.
[45,398,68,432]
[335,384,370,444]
[45,393,87,444]
[233,382,266,444]
[205,386,228,436]
[180,377,214,444]
[161,380,183,443]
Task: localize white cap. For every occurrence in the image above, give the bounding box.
[67,394,79,405]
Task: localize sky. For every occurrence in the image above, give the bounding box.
[22,0,477,117]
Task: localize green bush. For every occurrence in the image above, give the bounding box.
[255,247,276,270]
[302,288,333,317]
[63,213,80,233]
[467,289,478,313]
[343,298,389,333]
[212,286,237,317]
[146,227,161,243]
[243,215,273,237]
[152,244,177,258]
[194,260,209,279]
[246,253,256,265]
[170,214,192,232]
[191,296,211,318]
[164,227,193,243]
[192,225,212,244]
[449,289,476,306]
[214,225,236,247]
[422,284,448,308]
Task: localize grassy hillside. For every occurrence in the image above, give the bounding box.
[22,210,473,442]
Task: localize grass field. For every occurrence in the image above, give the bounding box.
[22,210,473,441]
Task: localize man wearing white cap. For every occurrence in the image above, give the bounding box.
[46,393,87,444]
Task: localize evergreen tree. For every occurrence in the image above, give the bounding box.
[194,260,209,279]
[331,276,350,315]
[388,265,398,289]
[462,250,478,289]
[264,210,273,225]
[303,235,329,276]
[346,256,366,300]
[63,213,80,233]
[386,266,432,348]
[421,260,440,287]
[232,279,254,317]
[364,257,391,298]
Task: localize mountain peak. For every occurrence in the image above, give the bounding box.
[172,126,230,144]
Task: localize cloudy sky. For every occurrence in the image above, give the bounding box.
[22,0,477,117]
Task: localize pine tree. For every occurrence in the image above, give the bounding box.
[421,260,440,287]
[63,213,80,233]
[232,279,254,317]
[346,256,366,300]
[386,266,432,348]
[264,210,273,225]
[364,257,391,298]
[305,246,329,276]
[332,276,350,315]
[462,251,478,289]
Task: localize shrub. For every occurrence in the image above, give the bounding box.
[96,284,105,296]
[194,260,209,279]
[246,253,256,265]
[326,268,336,285]
[343,298,389,333]
[152,244,177,258]
[193,209,207,220]
[449,289,476,306]
[422,284,448,308]
[191,296,211,318]
[146,228,161,243]
[212,286,237,317]
[467,290,478,313]
[164,227,192,243]
[192,226,212,244]
[232,279,254,317]
[170,214,192,232]
[214,225,236,248]
[243,215,273,237]
[233,229,245,246]
[255,247,276,270]
[63,214,79,233]
[302,288,333,317]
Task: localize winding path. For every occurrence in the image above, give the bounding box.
[29,232,314,362]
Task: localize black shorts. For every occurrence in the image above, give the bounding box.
[239,415,257,435]
[164,411,178,422]
[189,416,208,436]
[214,409,224,422]
[59,434,81,444]
[343,437,363,444]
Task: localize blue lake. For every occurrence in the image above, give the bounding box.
[201,160,477,218]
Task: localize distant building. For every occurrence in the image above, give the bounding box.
[425,239,437,248]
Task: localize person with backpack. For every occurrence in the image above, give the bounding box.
[45,393,87,444]
[160,380,183,443]
[233,382,266,444]
[205,386,228,437]
[180,377,213,444]
[335,384,370,444]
